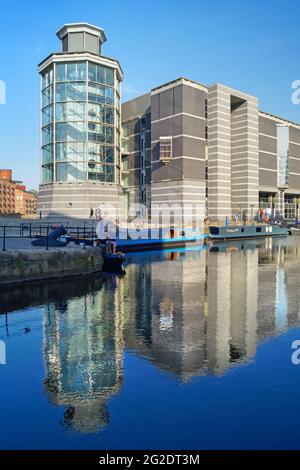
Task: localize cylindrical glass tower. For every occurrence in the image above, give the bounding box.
[38,23,123,218]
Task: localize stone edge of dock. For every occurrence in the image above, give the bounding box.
[0,246,103,286]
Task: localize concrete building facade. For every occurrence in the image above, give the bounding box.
[122,78,300,224]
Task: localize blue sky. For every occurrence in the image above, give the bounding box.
[0,0,299,189]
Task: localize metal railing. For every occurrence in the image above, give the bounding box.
[0,222,97,252]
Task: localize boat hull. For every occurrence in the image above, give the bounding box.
[290,228,300,236]
[98,235,205,253]
[208,225,288,241]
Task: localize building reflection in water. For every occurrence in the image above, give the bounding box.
[43,275,124,434]
[39,238,300,433]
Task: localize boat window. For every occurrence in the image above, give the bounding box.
[210,227,219,235]
[256,227,262,233]
[241,228,244,233]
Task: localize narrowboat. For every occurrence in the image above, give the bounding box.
[289,227,300,236]
[208,224,288,241]
[96,229,205,253]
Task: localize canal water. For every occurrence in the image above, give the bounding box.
[1,237,300,449]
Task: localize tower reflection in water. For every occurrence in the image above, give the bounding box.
[42,238,300,433]
[43,276,124,434]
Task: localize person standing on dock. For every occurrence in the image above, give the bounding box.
[90,208,94,219]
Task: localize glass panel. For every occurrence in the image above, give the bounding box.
[122,156,129,171]
[56,122,86,142]
[56,102,86,122]
[88,143,105,162]
[105,146,114,164]
[97,85,106,104]
[56,162,67,181]
[106,165,114,182]
[106,107,114,124]
[42,105,53,126]
[42,145,53,164]
[42,125,53,145]
[106,67,114,86]
[105,87,114,105]
[56,162,87,182]
[66,63,76,81]
[88,63,96,82]
[77,62,86,81]
[122,124,129,137]
[42,69,53,89]
[96,65,105,84]
[56,82,86,102]
[42,85,53,107]
[42,164,54,183]
[56,63,66,82]
[56,142,86,162]
[87,103,105,123]
[106,126,114,144]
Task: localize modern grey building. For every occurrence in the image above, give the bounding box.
[122,78,300,223]
[38,23,123,218]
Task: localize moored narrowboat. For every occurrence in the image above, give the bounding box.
[208,224,288,241]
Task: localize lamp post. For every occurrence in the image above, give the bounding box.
[250,204,255,226]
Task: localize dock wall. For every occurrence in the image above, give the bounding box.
[0,247,103,286]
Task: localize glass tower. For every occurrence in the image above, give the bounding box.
[38,24,123,217]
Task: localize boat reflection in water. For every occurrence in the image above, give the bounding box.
[15,237,300,433]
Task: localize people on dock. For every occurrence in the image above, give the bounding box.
[95,207,103,221]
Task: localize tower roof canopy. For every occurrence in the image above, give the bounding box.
[56,23,107,45]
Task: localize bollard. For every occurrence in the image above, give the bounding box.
[46,225,49,251]
[2,226,6,251]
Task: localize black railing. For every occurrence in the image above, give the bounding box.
[0,223,98,251]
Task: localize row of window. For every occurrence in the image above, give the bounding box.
[42,143,115,165]
[55,62,114,86]
[42,63,116,90]
[42,82,116,108]
[42,162,115,183]
[42,103,115,126]
[42,123,115,145]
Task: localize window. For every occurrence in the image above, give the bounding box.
[96,65,105,84]
[56,122,86,142]
[159,137,172,162]
[56,63,66,82]
[56,102,86,122]
[106,68,114,86]
[88,63,96,82]
[277,125,289,188]
[42,68,53,89]
[122,124,130,138]
[56,82,86,102]
[141,115,147,131]
[105,87,114,105]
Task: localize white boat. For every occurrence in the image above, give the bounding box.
[290,227,300,236]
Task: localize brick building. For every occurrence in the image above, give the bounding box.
[0,170,37,216]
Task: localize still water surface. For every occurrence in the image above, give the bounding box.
[1,237,300,449]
